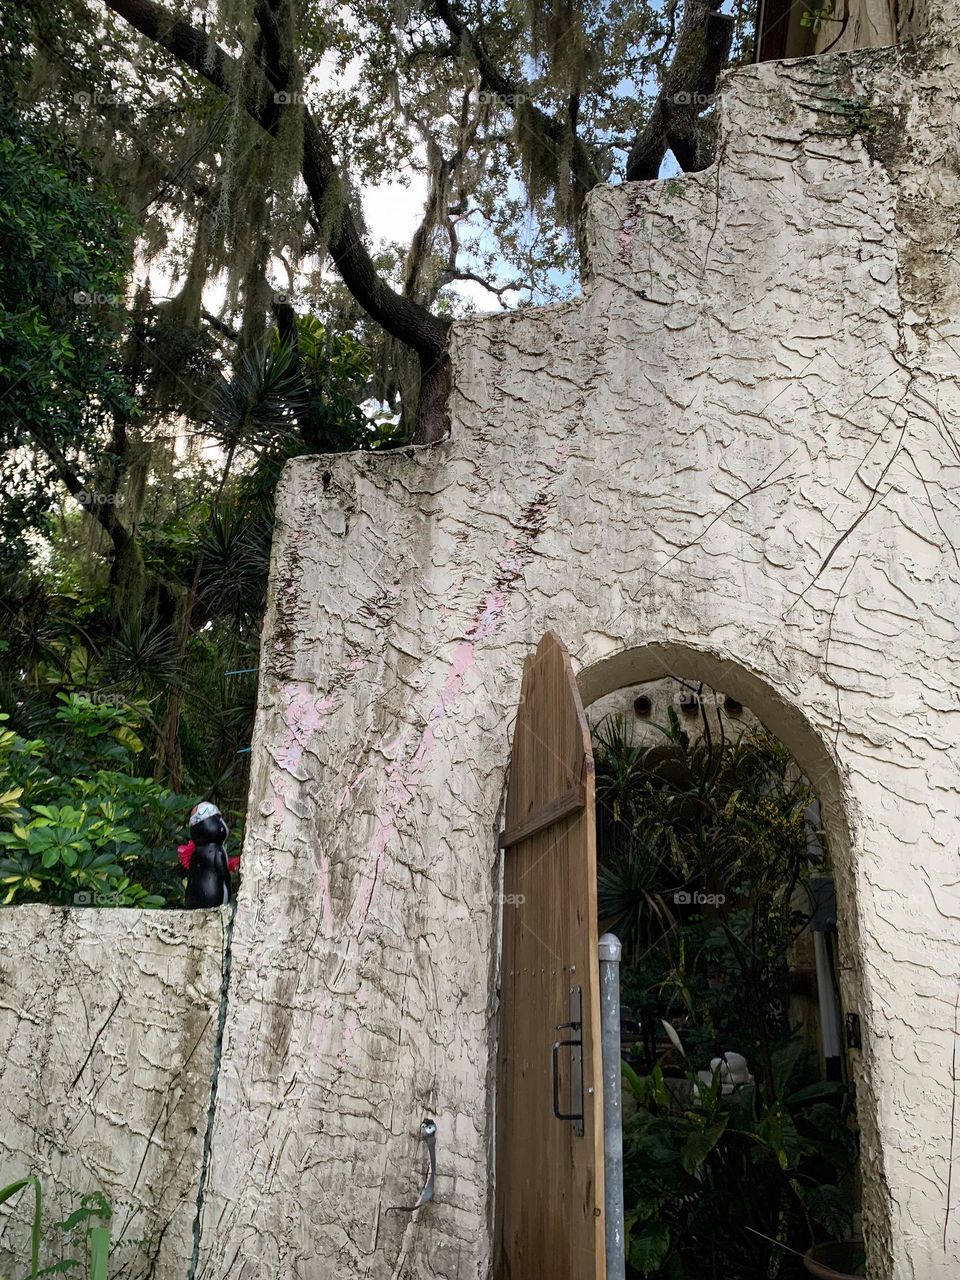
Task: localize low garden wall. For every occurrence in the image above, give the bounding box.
[0,905,227,1279]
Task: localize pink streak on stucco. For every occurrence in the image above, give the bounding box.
[344,585,513,942]
[336,767,370,814]
[319,451,575,1064]
[337,1010,359,1067]
[276,686,334,774]
[271,777,289,824]
[271,685,335,824]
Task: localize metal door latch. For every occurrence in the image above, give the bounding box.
[552,986,584,1137]
[386,1118,437,1213]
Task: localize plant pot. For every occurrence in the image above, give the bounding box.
[803,1241,867,1279]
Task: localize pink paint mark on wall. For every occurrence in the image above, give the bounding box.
[337,1009,359,1068]
[340,446,572,944]
[343,592,511,941]
[336,767,370,814]
[272,777,289,825]
[276,686,335,774]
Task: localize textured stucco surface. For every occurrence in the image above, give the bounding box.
[0,906,226,1279]
[194,7,960,1278]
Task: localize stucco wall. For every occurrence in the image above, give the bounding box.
[0,906,227,1280]
[195,10,960,1280]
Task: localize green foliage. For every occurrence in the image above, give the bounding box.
[285,315,379,451]
[621,1051,858,1279]
[593,700,856,1277]
[0,1177,113,1279]
[0,699,193,907]
[594,706,824,1076]
[0,305,382,865]
[0,26,134,568]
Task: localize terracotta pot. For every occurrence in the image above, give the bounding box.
[803,1241,867,1279]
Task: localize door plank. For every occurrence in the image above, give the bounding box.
[495,630,606,1280]
[498,783,586,849]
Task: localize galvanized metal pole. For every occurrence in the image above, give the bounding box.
[599,933,625,1280]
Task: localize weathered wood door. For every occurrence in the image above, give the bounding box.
[495,631,605,1280]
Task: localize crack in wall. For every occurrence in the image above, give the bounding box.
[187,903,236,1280]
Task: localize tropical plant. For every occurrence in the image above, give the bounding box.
[0,1177,112,1280]
[593,699,856,1276]
[0,701,195,906]
[622,1040,859,1279]
[0,10,136,575]
[594,704,826,1086]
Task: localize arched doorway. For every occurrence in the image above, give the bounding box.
[584,655,867,1278]
[494,635,886,1280]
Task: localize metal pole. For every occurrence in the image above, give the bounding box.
[599,933,625,1280]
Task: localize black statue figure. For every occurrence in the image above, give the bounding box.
[179,801,234,908]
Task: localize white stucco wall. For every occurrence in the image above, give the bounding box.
[193,6,960,1277]
[0,906,227,1280]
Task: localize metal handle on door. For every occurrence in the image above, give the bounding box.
[552,1038,584,1123]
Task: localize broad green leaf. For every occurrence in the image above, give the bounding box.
[680,1118,727,1174]
[629,1222,671,1275]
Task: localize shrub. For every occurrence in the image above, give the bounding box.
[0,696,195,907]
[0,1176,113,1278]
[622,1042,859,1279]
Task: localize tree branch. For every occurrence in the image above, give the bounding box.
[202,308,240,343]
[101,0,452,441]
[30,427,134,564]
[443,270,527,304]
[432,0,601,203]
[402,87,482,305]
[626,0,734,181]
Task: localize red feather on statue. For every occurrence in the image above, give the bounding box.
[179,840,239,874]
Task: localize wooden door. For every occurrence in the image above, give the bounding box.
[495,631,605,1280]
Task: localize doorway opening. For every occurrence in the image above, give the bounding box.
[587,670,864,1280]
